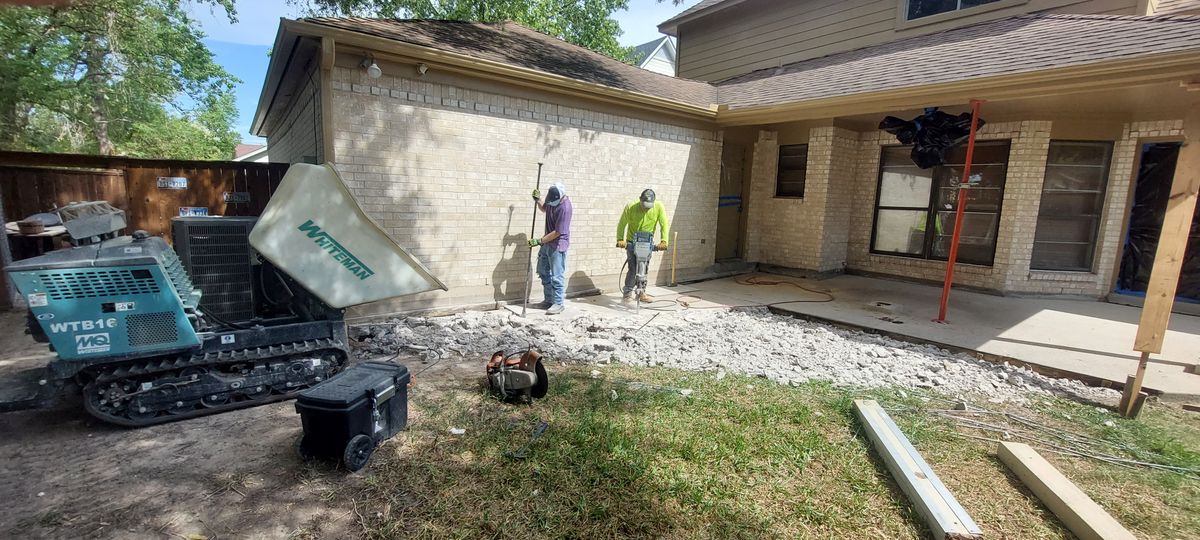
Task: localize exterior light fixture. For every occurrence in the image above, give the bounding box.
[417,63,429,77]
[361,56,382,79]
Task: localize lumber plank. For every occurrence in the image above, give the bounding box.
[997,442,1135,540]
[1134,105,1200,353]
[853,400,982,540]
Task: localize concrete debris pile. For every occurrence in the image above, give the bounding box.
[351,307,1119,404]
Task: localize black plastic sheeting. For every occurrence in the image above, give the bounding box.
[879,108,985,169]
[1116,142,1200,302]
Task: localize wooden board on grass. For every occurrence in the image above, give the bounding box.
[998,442,1134,540]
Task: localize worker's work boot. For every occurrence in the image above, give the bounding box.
[622,292,633,304]
[546,304,565,315]
[639,293,654,304]
[533,301,551,309]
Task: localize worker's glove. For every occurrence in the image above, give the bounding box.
[655,241,668,251]
[616,240,627,249]
[531,189,541,201]
[528,238,542,248]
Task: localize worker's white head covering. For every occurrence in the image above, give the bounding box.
[546,182,567,207]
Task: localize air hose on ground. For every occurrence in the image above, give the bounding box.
[613,252,835,312]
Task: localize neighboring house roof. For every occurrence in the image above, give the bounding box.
[302,18,717,108]
[1156,0,1200,14]
[631,37,668,65]
[234,143,266,159]
[233,144,268,162]
[716,14,1200,111]
[658,0,742,35]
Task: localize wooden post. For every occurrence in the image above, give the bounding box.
[670,230,678,287]
[1122,103,1200,417]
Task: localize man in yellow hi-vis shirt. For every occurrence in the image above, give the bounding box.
[616,188,670,303]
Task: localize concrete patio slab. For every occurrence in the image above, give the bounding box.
[677,274,1200,399]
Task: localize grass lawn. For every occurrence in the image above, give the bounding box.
[319,365,1200,540]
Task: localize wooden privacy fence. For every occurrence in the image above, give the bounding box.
[0,151,289,240]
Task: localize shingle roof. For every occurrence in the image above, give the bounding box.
[294,15,1200,118]
[658,0,737,32]
[1156,0,1200,14]
[631,37,668,64]
[715,14,1200,110]
[304,18,717,108]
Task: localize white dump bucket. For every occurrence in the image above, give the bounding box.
[249,163,446,309]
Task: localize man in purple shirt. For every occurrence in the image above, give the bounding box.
[529,182,572,315]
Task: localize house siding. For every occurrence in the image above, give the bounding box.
[676,0,1141,81]
[743,117,1187,297]
[642,53,676,76]
[327,64,722,317]
[265,62,324,164]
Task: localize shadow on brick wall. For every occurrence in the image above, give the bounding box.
[493,204,529,302]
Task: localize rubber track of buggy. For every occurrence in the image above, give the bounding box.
[81,339,348,427]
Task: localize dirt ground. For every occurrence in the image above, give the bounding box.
[0,311,478,539]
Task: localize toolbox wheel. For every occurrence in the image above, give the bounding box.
[343,434,375,472]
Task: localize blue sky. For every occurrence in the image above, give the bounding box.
[190,0,700,144]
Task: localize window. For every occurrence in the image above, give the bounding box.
[871,141,1010,266]
[907,0,1003,20]
[776,144,808,198]
[1030,141,1112,271]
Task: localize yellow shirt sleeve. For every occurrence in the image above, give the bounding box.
[656,201,670,245]
[616,203,630,241]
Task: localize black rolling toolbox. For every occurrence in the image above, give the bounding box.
[295,361,410,472]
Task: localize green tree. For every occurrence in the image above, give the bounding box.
[293,0,681,61]
[0,0,242,160]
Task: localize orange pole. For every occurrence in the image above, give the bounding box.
[936,99,984,323]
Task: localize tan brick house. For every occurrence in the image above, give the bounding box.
[254,0,1200,315]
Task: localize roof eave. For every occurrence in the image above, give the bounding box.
[658,0,748,36]
[250,19,300,138]
[715,49,1200,126]
[287,19,718,122]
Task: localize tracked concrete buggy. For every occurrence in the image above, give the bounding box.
[3,164,444,426]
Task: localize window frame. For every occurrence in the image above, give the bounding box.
[897,0,1026,28]
[1029,140,1113,272]
[869,141,1011,267]
[774,143,808,199]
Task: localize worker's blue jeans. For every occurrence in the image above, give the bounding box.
[537,245,567,305]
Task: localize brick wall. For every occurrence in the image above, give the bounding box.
[744,118,1187,297]
[266,63,323,165]
[327,66,721,316]
[743,126,857,272]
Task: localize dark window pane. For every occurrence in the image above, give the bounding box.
[962,0,1003,7]
[930,211,1002,266]
[1031,141,1112,271]
[1043,166,1106,192]
[1048,142,1111,166]
[908,0,957,19]
[872,141,1009,266]
[1034,216,1098,243]
[882,145,914,164]
[943,140,1011,166]
[776,144,807,197]
[873,209,929,255]
[1030,242,1091,271]
[1037,192,1104,215]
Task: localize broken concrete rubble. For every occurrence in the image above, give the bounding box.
[352,307,1120,404]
